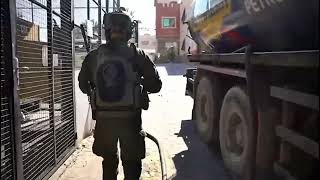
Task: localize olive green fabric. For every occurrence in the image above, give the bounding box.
[78,42,162,180]
[78,43,162,96]
[93,111,144,180]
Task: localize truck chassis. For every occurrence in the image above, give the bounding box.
[185,48,319,180]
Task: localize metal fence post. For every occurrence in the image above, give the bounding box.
[48,0,58,165]
[72,0,77,144]
[8,0,24,179]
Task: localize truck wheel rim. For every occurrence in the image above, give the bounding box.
[198,93,212,133]
[200,96,208,124]
[226,113,245,157]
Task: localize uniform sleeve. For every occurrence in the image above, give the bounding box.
[136,49,162,93]
[78,51,95,94]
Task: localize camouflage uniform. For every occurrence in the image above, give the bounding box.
[78,42,162,180]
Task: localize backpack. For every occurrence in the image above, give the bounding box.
[91,44,143,118]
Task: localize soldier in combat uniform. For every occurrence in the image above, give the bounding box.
[78,9,162,180]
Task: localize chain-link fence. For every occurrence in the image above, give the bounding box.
[1,0,76,179]
[1,1,15,179]
[16,0,75,179]
[1,1,124,179]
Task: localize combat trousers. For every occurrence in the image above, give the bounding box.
[92,111,145,180]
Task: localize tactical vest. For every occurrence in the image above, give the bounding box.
[90,44,142,119]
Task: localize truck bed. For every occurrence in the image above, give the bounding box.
[188,50,319,68]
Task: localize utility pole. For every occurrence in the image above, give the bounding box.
[113,0,120,11]
[135,21,139,47]
[98,0,101,44]
[132,20,141,47]
[87,0,90,48]
[106,0,109,13]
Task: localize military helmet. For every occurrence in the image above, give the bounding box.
[103,9,133,41]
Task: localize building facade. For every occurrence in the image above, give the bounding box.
[154,0,180,56]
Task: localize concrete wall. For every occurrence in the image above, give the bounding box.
[179,0,198,55]
[138,34,158,61]
[138,33,157,52]
[74,70,95,143]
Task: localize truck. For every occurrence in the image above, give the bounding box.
[184,0,319,180]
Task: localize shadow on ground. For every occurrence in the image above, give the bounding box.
[156,63,195,76]
[170,120,232,180]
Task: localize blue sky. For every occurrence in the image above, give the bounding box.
[74,0,156,35]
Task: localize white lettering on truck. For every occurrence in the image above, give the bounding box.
[244,0,284,15]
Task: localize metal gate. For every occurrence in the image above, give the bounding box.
[15,0,75,179]
[1,1,15,179]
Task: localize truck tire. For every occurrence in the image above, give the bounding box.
[194,77,220,144]
[219,87,254,177]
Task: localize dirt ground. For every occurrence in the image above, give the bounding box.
[50,63,232,180]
